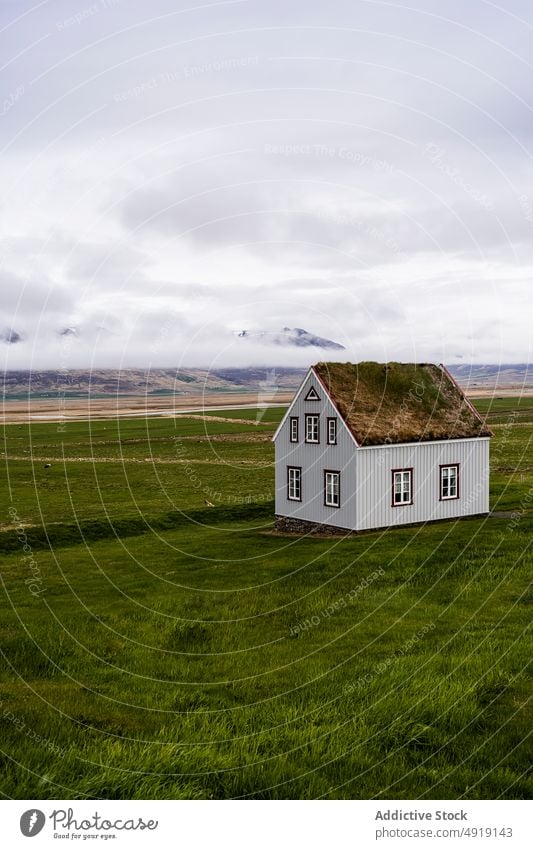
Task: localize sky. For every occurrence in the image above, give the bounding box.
[1,0,532,370]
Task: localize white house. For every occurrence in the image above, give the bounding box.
[273,361,492,533]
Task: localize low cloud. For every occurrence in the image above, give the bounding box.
[0,0,531,369]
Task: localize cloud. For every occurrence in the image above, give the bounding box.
[0,0,531,368]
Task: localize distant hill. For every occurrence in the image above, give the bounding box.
[0,367,305,399]
[1,363,530,399]
[446,363,533,387]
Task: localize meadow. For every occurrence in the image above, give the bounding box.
[0,400,531,799]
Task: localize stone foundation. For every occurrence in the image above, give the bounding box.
[274,512,491,536]
[274,515,355,536]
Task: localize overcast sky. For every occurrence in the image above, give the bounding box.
[1,0,532,369]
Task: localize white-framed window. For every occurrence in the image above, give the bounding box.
[287,466,302,501]
[392,468,413,506]
[440,464,459,500]
[305,414,320,443]
[327,417,337,444]
[324,470,340,507]
[290,417,299,443]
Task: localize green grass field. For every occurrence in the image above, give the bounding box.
[0,402,531,799]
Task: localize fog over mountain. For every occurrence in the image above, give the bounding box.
[0,329,23,345]
[236,327,345,349]
[1,0,531,370]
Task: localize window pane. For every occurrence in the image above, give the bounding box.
[449,469,457,496]
[325,472,339,506]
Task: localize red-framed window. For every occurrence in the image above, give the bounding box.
[289,417,299,443]
[392,468,413,506]
[287,466,302,501]
[440,464,459,500]
[305,414,320,443]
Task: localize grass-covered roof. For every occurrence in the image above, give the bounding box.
[313,361,492,446]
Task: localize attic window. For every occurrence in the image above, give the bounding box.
[290,417,299,443]
[305,386,320,401]
[305,414,320,443]
[327,417,337,444]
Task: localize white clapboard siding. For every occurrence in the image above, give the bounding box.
[274,368,358,529]
[354,437,490,531]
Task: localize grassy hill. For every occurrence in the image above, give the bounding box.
[0,402,531,799]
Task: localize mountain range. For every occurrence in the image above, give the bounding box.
[1,364,531,399]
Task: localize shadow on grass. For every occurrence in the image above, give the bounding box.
[0,501,274,554]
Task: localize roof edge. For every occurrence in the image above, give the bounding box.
[358,434,492,449]
[311,365,360,447]
[271,366,314,442]
[439,363,494,438]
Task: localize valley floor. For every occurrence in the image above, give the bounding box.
[0,400,531,799]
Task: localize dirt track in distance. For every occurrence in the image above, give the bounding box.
[0,392,295,424]
[1,385,531,424]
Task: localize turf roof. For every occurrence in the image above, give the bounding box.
[313,361,492,446]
